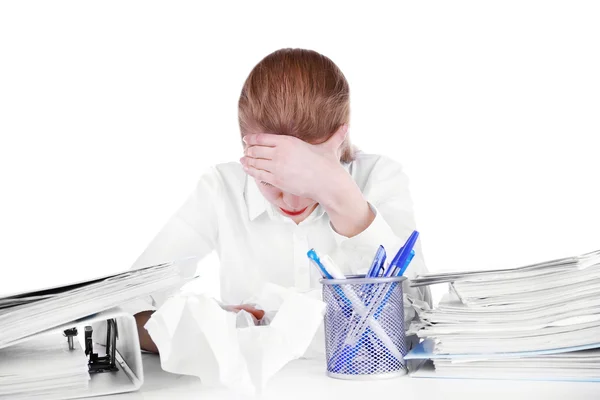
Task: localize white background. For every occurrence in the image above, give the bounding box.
[1,1,599,304]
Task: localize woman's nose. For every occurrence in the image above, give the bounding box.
[282,193,304,210]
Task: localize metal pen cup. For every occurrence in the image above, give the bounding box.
[321,275,408,380]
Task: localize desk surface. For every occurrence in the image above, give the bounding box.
[103,353,600,400]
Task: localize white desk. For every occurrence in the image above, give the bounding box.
[99,353,599,400]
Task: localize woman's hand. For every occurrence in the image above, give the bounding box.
[240,125,349,203]
[240,124,375,237]
[134,311,159,353]
[222,304,265,321]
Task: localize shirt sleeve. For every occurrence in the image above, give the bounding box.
[327,156,433,328]
[121,167,221,316]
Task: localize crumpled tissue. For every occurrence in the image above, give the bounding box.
[144,284,326,394]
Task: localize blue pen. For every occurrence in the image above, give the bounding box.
[307,249,333,279]
[308,248,359,372]
[361,246,386,303]
[307,248,353,309]
[384,249,414,277]
[309,248,367,373]
[388,231,420,276]
[360,232,419,335]
[368,252,416,357]
[383,246,404,277]
[366,245,386,278]
[398,250,415,276]
[372,248,416,322]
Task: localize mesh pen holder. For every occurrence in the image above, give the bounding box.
[321,275,407,380]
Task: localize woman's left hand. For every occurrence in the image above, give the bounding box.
[240,124,349,203]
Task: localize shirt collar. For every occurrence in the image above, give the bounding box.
[244,175,269,221]
[243,161,353,222]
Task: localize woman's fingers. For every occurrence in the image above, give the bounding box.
[240,156,272,172]
[230,304,265,320]
[244,145,275,160]
[241,162,277,186]
[243,133,282,147]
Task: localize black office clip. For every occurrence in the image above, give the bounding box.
[84,319,119,373]
[63,327,78,350]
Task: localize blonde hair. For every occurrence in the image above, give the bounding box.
[238,48,354,162]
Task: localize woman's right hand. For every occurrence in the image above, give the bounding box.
[222,304,265,321]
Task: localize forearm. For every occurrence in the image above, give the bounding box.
[134,311,159,354]
[320,169,375,238]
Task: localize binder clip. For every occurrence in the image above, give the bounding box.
[84,319,119,373]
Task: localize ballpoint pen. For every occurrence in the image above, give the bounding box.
[307,249,353,313]
[366,245,386,278]
[362,246,387,304]
[397,250,415,277]
[383,247,407,277]
[368,232,419,319]
[321,255,346,279]
[383,249,414,277]
[388,231,420,277]
[307,249,333,279]
[359,249,416,349]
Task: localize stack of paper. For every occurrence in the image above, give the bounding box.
[406,249,600,381]
[0,331,90,399]
[0,260,190,349]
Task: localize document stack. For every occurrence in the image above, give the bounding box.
[0,331,90,399]
[0,261,188,349]
[405,249,600,382]
[0,260,192,399]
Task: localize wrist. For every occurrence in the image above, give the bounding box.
[315,164,354,210]
[318,167,375,238]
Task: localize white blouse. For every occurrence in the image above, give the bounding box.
[125,151,432,325]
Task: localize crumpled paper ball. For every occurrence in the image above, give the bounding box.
[144,285,326,395]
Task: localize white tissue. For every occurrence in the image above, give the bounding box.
[144,287,326,394]
[242,284,327,359]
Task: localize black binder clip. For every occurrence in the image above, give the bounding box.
[84,319,119,373]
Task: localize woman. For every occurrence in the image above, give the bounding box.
[126,48,432,353]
